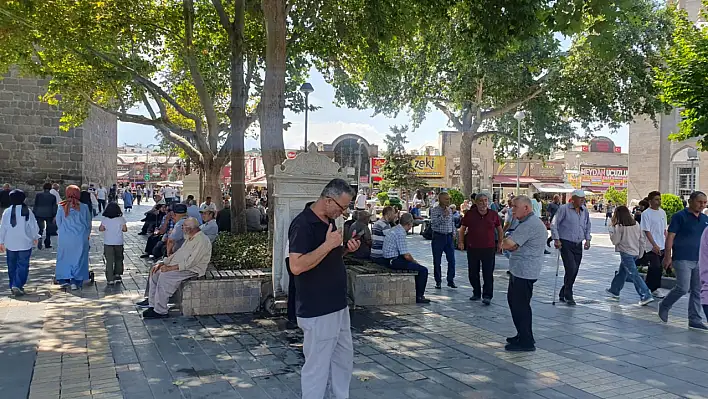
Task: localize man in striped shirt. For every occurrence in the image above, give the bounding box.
[370,206,396,266]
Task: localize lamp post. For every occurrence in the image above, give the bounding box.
[356,138,364,190]
[299,83,314,151]
[688,148,699,192]
[513,111,526,195]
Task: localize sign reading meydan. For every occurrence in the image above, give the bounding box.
[580,166,628,189]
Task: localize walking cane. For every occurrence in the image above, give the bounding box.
[551,249,561,306]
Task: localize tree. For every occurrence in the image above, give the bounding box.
[655,8,708,149]
[604,187,627,206]
[0,0,314,234]
[380,125,425,193]
[316,0,673,196]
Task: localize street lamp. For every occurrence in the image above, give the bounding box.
[356,138,364,190]
[299,82,314,151]
[513,110,526,195]
[688,148,699,192]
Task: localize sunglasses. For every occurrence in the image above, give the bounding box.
[327,197,348,212]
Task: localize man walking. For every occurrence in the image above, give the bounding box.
[502,195,547,352]
[658,191,708,329]
[641,191,667,297]
[33,183,58,250]
[458,192,503,305]
[96,184,107,212]
[430,192,457,289]
[288,179,360,399]
[0,183,11,218]
[550,189,591,305]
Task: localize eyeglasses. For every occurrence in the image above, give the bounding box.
[327,197,348,212]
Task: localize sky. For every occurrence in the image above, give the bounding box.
[117,68,630,153]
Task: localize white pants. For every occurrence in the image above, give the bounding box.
[298,307,353,399]
[148,269,196,314]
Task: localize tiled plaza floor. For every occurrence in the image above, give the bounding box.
[1,203,708,399]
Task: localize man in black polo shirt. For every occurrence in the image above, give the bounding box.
[289,178,360,399]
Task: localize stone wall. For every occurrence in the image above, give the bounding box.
[0,70,116,204]
[438,130,495,191]
[627,115,661,202]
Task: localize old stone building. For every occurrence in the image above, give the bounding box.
[438,130,495,192]
[628,0,706,203]
[0,69,117,204]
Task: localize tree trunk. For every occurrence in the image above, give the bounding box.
[261,0,288,249]
[459,133,475,198]
[229,0,248,234]
[202,161,222,208]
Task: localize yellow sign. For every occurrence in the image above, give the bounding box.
[412,156,446,177]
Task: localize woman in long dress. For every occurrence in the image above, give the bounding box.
[55,185,92,290]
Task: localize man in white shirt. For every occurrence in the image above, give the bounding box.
[640,190,667,297]
[355,190,367,211]
[96,184,108,212]
[50,183,62,205]
[199,196,217,212]
[161,185,176,204]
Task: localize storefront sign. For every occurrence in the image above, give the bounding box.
[371,157,386,176]
[412,155,446,177]
[580,166,628,189]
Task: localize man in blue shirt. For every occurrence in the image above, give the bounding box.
[550,190,592,306]
[288,179,360,399]
[658,191,708,330]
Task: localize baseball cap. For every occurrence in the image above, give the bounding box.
[172,203,188,214]
[571,189,585,198]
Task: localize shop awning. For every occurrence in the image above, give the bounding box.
[493,176,539,185]
[531,182,576,193]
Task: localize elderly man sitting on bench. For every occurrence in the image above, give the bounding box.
[141,217,212,319]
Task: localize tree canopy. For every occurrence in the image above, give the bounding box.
[380,125,425,192]
[655,7,708,150]
[315,0,674,196]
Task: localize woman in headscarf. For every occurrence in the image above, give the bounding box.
[0,190,40,296]
[55,185,92,290]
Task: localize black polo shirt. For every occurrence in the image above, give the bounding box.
[289,205,347,318]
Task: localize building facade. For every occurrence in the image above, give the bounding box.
[438,130,495,192]
[551,136,628,192]
[628,0,706,203]
[0,69,117,204]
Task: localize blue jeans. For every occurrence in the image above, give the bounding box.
[6,249,31,290]
[608,252,651,300]
[432,232,455,284]
[388,256,429,298]
[660,260,703,325]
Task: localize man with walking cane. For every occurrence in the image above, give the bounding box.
[501,196,547,352]
[550,190,592,306]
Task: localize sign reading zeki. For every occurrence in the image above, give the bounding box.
[371,156,446,178]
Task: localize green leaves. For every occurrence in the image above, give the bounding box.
[655,7,708,150]
[380,125,426,191]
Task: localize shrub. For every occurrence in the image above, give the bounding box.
[448,189,465,208]
[211,232,271,270]
[604,187,627,206]
[384,197,403,210]
[377,192,389,205]
[660,193,684,223]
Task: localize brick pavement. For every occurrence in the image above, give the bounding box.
[1,204,708,398]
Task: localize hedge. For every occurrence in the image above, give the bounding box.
[211,232,271,270]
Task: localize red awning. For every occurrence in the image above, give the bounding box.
[493,176,540,185]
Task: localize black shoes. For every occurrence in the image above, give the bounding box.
[482,298,491,306]
[469,295,481,301]
[416,296,431,304]
[435,283,442,289]
[566,298,577,306]
[139,254,150,259]
[447,282,457,288]
[142,308,168,319]
[506,335,536,345]
[505,343,536,352]
[136,299,150,308]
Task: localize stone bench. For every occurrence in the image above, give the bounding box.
[177,268,272,316]
[346,261,418,307]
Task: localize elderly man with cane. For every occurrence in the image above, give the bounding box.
[550,189,592,306]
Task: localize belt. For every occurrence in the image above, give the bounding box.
[433,231,453,235]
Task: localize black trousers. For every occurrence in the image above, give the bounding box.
[98,199,106,212]
[36,217,53,247]
[507,274,536,346]
[467,247,496,299]
[152,240,166,258]
[144,234,163,255]
[644,250,664,292]
[559,239,583,299]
